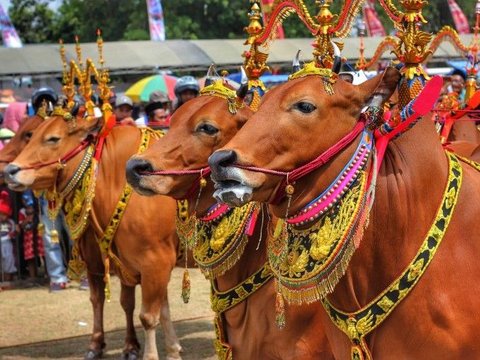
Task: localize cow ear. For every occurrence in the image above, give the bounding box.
[69,107,104,137]
[338,72,354,84]
[358,67,400,106]
[355,67,400,129]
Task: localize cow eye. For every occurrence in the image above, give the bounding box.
[196,123,219,135]
[294,102,317,114]
[46,136,61,144]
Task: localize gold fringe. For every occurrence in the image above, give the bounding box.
[203,234,249,279]
[279,237,356,305]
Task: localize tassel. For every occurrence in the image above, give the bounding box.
[37,223,45,237]
[275,284,286,329]
[181,269,191,304]
[104,257,111,302]
[50,229,59,244]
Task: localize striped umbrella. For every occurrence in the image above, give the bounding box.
[125,74,178,103]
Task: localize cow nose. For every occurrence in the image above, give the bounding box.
[4,164,20,179]
[208,150,237,177]
[126,158,154,186]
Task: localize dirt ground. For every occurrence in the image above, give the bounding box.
[0,268,216,359]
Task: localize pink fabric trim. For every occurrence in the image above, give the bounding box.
[200,203,230,222]
[287,147,369,225]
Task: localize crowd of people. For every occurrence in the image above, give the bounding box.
[0,74,201,292]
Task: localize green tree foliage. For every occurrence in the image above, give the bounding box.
[162,0,247,39]
[9,0,55,43]
[6,0,480,44]
[52,0,149,42]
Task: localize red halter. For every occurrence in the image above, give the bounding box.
[19,137,93,171]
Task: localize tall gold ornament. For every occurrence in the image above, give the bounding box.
[379,0,432,107]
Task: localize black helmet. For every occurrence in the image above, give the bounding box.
[174,76,199,99]
[31,87,58,112]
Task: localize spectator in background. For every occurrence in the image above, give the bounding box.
[26,89,72,292]
[449,69,466,103]
[173,76,200,112]
[0,191,16,282]
[30,87,58,114]
[114,95,136,126]
[19,191,44,282]
[145,91,172,131]
[3,102,27,133]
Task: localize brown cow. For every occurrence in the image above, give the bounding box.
[4,113,182,360]
[209,68,480,358]
[125,83,334,359]
[0,113,149,359]
[0,115,44,175]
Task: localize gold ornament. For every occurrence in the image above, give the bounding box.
[181,269,191,304]
[49,229,60,244]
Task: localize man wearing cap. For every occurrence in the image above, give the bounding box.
[145,91,172,131]
[114,95,136,126]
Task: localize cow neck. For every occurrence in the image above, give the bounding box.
[177,195,272,359]
[87,127,155,298]
[322,150,462,360]
[268,128,375,306]
[325,119,452,355]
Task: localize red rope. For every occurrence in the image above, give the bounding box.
[20,139,92,171]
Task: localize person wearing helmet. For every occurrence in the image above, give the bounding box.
[144,91,172,130]
[30,87,58,114]
[173,76,199,111]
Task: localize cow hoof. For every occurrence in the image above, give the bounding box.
[121,349,139,360]
[84,349,103,360]
[166,355,182,360]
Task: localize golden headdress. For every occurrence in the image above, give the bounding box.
[58,30,112,126]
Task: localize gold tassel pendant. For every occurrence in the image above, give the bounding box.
[275,281,286,329]
[181,269,191,304]
[37,223,45,237]
[104,257,111,302]
[50,229,60,244]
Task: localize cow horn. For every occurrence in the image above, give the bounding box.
[332,42,342,74]
[236,82,249,100]
[240,66,248,84]
[292,50,301,73]
[204,64,217,87]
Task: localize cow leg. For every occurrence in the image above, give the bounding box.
[120,283,141,360]
[139,272,181,360]
[84,272,106,360]
[160,293,182,359]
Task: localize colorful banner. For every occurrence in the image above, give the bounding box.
[260,0,285,39]
[0,4,22,48]
[362,0,386,37]
[146,0,166,41]
[447,0,470,34]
